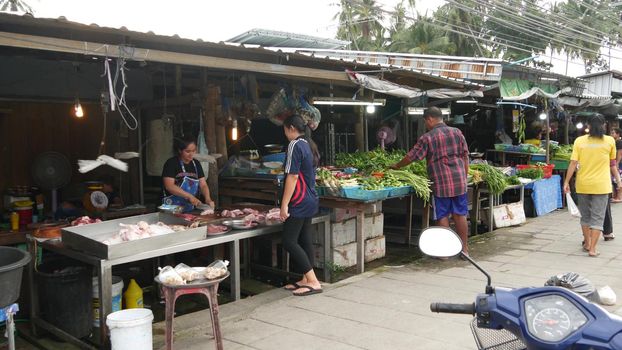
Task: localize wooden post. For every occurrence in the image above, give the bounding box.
[216,104,228,166]
[204,82,219,205]
[356,106,365,151]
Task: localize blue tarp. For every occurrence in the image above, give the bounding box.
[525,175,563,216]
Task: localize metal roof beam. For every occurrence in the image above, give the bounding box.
[0,31,351,83]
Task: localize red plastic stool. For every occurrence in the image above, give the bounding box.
[155,272,230,350]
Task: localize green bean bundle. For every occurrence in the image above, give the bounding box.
[469,164,507,195]
[385,169,432,203]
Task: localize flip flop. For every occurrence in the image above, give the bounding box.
[293,285,323,296]
[283,282,300,291]
[589,252,600,257]
[582,246,589,252]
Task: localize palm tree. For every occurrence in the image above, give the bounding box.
[389,18,457,55]
[434,1,490,57]
[334,0,386,50]
[0,0,33,13]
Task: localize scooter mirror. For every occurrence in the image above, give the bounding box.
[419,226,463,258]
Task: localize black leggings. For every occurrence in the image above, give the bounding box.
[282,217,314,274]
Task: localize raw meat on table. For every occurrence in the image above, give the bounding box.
[207,224,228,234]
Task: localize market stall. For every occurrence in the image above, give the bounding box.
[26,209,330,349]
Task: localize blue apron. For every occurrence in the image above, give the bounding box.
[162,159,200,213]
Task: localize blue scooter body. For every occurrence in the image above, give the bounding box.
[477,286,622,349]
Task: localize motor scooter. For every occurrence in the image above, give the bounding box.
[419,226,622,350]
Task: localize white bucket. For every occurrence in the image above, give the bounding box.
[106,308,153,350]
[92,276,124,327]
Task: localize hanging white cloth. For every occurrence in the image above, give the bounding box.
[196,111,210,178]
[146,119,174,176]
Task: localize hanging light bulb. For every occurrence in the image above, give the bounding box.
[366,105,376,114]
[74,98,84,118]
[539,111,547,120]
[576,122,584,129]
[585,128,590,133]
[231,119,238,141]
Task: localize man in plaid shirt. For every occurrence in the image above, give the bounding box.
[391,107,470,255]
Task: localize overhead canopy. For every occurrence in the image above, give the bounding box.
[500,79,571,100]
[346,70,483,99]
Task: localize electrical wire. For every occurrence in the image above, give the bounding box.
[480,0,622,52]
[444,0,622,60]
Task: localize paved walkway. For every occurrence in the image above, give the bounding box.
[153,205,622,350]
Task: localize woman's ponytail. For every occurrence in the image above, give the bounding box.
[283,114,320,167]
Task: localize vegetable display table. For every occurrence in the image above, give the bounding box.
[320,193,418,274]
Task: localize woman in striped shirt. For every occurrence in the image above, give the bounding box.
[280,115,322,296]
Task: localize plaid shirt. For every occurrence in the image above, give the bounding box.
[406,124,469,197]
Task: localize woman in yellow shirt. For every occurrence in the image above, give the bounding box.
[563,115,622,257]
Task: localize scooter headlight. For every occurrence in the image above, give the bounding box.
[524,295,587,342]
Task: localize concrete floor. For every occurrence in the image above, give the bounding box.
[7,205,622,349]
[151,206,622,350]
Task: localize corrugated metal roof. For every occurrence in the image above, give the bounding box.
[0,13,491,90]
[579,70,622,79]
[227,28,349,50]
[278,48,502,83]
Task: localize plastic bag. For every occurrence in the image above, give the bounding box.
[174,263,202,282]
[158,266,185,285]
[545,272,595,298]
[566,193,581,218]
[596,285,617,305]
[204,259,229,279]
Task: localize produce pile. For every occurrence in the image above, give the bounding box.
[468,164,508,195]
[550,144,572,161]
[320,149,431,201]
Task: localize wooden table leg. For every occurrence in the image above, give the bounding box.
[322,218,331,282]
[470,186,481,235]
[488,193,494,233]
[422,203,430,229]
[356,211,365,274]
[405,195,413,245]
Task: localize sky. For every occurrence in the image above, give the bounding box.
[18,0,621,79]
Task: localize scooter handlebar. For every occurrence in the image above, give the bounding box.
[430,302,475,315]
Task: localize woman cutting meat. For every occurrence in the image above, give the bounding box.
[280,115,322,296]
[162,137,215,213]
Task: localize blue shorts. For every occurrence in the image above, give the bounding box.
[432,193,468,220]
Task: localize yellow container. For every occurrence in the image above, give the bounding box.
[123,279,143,309]
[10,212,19,231]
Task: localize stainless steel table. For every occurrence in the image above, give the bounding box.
[26,214,330,349]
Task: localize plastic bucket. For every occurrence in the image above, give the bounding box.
[0,247,31,308]
[106,308,153,350]
[92,276,124,327]
[36,260,92,338]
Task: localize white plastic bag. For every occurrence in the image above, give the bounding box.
[566,193,581,218]
[157,266,185,285]
[204,260,229,279]
[174,263,203,282]
[596,285,617,305]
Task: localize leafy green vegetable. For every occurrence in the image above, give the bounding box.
[517,168,543,179]
[469,164,507,195]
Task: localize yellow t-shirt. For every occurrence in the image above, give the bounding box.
[571,135,616,194]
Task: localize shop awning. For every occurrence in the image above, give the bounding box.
[346,70,483,99]
[500,79,571,100]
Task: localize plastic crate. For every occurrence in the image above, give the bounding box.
[516,164,555,179]
[262,152,286,163]
[387,186,411,197]
[343,187,390,201]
